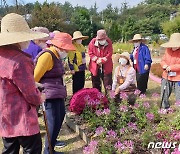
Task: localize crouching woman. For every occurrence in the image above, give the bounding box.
[112,52,136,105]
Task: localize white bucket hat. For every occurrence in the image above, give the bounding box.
[129,34,146,43]
[0,13,48,47]
[161,33,180,48]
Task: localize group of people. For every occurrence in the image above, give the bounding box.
[0,12,179,154]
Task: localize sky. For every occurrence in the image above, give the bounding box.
[6,0,144,11]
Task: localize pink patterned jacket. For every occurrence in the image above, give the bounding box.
[0,45,42,137]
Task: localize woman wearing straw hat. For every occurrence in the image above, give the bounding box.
[24,27,54,60]
[160,33,180,110]
[34,32,75,154]
[0,13,48,153]
[88,29,113,94]
[68,31,89,94]
[129,34,152,94]
[112,52,136,105]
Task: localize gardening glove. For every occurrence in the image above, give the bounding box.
[163,65,168,69]
[166,66,171,72]
[144,64,149,70]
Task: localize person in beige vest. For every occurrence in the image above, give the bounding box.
[112,52,136,105]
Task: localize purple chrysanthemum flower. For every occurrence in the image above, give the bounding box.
[95,126,105,136]
[134,89,141,95]
[143,102,150,109]
[128,122,137,130]
[146,113,154,121]
[95,110,102,116]
[107,130,117,139]
[103,108,111,115]
[120,92,128,100]
[120,105,128,112]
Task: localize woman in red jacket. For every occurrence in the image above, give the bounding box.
[88,29,113,94]
[0,13,47,153]
[160,33,180,110]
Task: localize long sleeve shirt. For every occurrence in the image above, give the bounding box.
[161,48,180,81]
[34,46,59,82]
[112,65,136,91]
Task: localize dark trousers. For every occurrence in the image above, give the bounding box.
[2,133,42,154]
[114,93,136,106]
[91,68,112,94]
[72,71,85,94]
[44,98,65,154]
[136,71,149,94]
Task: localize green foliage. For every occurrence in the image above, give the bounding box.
[141,128,155,147]
[171,111,180,130]
[162,16,180,37]
[0,1,178,44]
[98,142,116,154]
[30,2,64,31]
[113,43,133,53]
[134,103,148,129]
[156,120,171,132]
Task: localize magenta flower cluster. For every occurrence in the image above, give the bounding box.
[120,105,128,112]
[115,140,134,153]
[107,130,117,139]
[83,140,98,154]
[95,126,105,136]
[95,108,111,116]
[146,113,154,121]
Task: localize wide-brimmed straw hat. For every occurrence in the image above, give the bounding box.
[96,29,107,40]
[49,32,75,51]
[114,52,130,64]
[31,27,53,41]
[161,33,180,48]
[0,13,48,47]
[129,34,146,43]
[72,31,89,40]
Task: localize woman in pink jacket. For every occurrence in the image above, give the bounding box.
[0,13,47,153]
[88,29,113,94]
[160,33,180,109]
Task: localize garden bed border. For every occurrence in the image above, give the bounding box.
[65,113,90,144]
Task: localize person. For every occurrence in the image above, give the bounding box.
[24,27,53,60]
[88,29,113,94]
[112,52,136,105]
[68,31,89,94]
[34,32,75,154]
[0,13,48,154]
[130,34,152,94]
[160,33,180,109]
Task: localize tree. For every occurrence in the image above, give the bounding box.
[30,2,64,31]
[162,16,180,37]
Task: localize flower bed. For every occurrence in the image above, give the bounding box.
[67,90,180,154]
